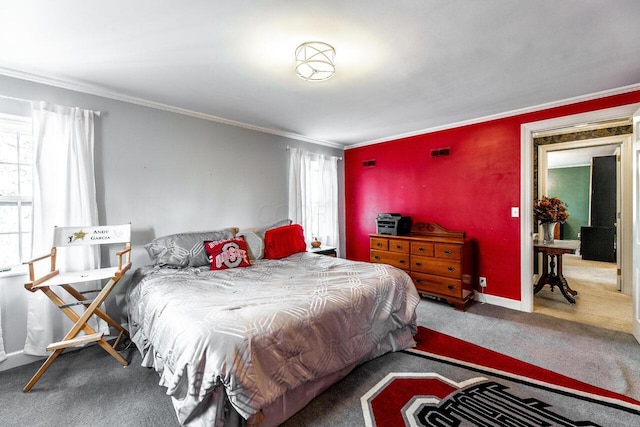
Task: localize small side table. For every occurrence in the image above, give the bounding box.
[309,245,337,257]
[533,239,579,304]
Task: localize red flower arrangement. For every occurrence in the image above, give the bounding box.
[534,196,569,224]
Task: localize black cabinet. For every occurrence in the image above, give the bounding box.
[580,226,615,262]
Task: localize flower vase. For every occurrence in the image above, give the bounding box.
[542,222,556,244]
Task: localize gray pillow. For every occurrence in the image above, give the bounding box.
[236,231,264,260]
[255,219,292,238]
[145,228,235,268]
[237,219,291,260]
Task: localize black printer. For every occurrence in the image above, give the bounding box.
[376,213,412,236]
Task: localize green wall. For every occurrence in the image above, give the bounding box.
[548,166,590,240]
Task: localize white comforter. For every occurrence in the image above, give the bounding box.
[127,252,419,425]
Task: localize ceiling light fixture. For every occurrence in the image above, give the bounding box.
[295,41,336,82]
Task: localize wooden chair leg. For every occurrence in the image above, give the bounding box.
[23,349,64,392]
[96,338,129,366]
[62,284,130,339]
[51,278,120,347]
[24,282,130,392]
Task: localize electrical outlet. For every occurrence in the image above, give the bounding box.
[479,277,487,287]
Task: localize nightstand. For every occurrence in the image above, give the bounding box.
[309,245,337,257]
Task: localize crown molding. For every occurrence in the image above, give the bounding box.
[0,67,344,150]
[346,83,640,150]
[3,67,637,152]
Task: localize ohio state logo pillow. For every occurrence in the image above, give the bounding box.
[204,238,251,270]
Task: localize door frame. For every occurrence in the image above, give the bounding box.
[538,135,631,294]
[520,103,640,313]
[632,107,640,343]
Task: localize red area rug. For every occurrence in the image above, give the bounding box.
[361,327,640,426]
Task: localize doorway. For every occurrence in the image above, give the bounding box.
[519,103,640,323]
[535,135,632,333]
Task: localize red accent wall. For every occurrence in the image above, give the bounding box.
[345,91,640,301]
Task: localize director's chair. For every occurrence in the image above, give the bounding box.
[22,223,132,392]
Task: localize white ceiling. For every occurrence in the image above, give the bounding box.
[1,1,639,148]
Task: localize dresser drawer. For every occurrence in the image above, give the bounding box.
[411,256,461,278]
[388,239,410,253]
[411,272,461,297]
[371,227,476,312]
[370,250,410,269]
[434,243,461,260]
[411,241,434,257]
[370,237,389,251]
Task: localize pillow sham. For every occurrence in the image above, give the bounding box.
[235,231,264,260]
[255,218,292,238]
[204,237,251,270]
[263,224,307,260]
[236,219,292,259]
[145,228,236,268]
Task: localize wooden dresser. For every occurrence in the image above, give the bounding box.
[370,222,477,311]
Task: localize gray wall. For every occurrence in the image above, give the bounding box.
[0,75,345,369]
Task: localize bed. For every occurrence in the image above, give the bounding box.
[126,223,420,426]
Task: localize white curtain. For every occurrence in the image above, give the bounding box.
[288,147,340,252]
[24,101,105,356]
[0,304,6,362]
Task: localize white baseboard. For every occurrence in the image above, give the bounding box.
[0,350,45,372]
[474,290,529,312]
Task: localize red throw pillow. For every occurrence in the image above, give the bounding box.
[263,224,307,259]
[204,238,252,270]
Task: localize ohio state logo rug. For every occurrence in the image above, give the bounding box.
[361,372,639,427]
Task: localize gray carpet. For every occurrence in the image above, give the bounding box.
[1,298,638,426]
[0,343,175,427]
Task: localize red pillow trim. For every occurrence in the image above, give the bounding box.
[204,237,252,270]
[263,224,307,260]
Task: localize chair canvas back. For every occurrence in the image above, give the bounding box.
[52,224,131,247]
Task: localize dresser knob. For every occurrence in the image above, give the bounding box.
[395,245,402,249]
[448,266,455,272]
[447,285,454,290]
[444,250,452,255]
[415,262,423,267]
[399,260,406,264]
[374,255,380,260]
[419,247,425,251]
[377,243,382,247]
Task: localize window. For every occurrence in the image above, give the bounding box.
[0,113,32,268]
